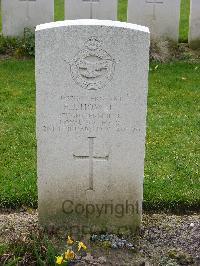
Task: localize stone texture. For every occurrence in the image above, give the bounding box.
[65,0,118,20]
[189,0,200,49]
[128,0,181,42]
[36,20,150,233]
[1,0,54,37]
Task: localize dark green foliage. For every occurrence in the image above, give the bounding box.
[0,28,35,57]
[20,28,35,57]
[0,35,20,55]
[0,233,58,265]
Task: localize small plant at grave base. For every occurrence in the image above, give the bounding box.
[55,236,87,265]
[15,28,35,57]
[0,28,35,58]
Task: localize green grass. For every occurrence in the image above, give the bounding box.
[179,0,190,43]
[118,0,128,22]
[55,0,64,22]
[0,59,37,208]
[0,232,58,265]
[0,0,2,32]
[0,0,191,43]
[144,62,200,211]
[0,59,199,211]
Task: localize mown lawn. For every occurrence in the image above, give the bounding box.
[179,0,190,42]
[0,59,36,208]
[0,0,191,42]
[0,59,199,210]
[145,62,200,211]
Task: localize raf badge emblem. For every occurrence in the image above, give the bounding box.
[70,37,115,90]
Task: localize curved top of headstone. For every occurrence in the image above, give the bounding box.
[36,19,149,33]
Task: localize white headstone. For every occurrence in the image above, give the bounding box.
[36,20,150,233]
[128,0,180,42]
[65,0,118,20]
[1,0,54,37]
[189,0,200,49]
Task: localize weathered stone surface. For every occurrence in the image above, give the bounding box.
[189,0,200,49]
[128,0,181,42]
[36,20,150,233]
[65,0,118,20]
[2,0,54,37]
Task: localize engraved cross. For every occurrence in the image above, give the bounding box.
[82,0,100,19]
[73,137,109,191]
[145,0,164,20]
